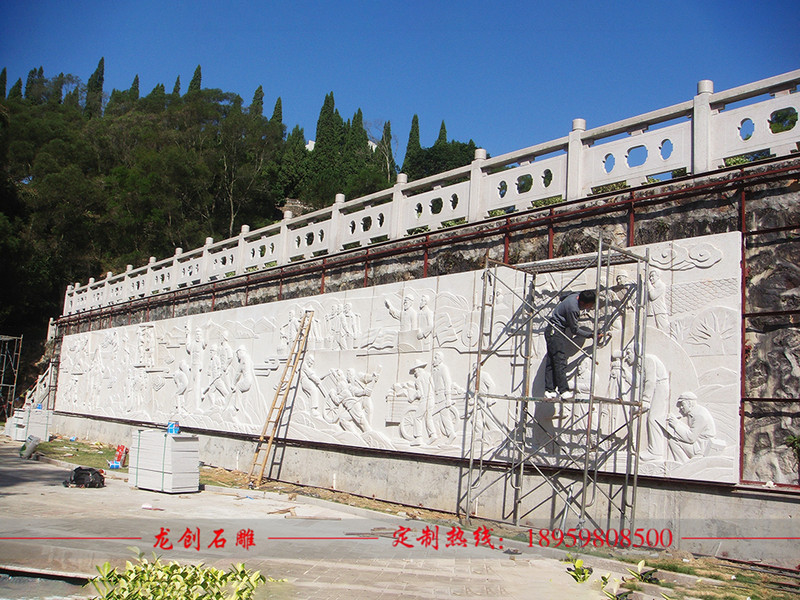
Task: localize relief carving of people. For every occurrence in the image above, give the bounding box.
[666,392,716,463]
[431,351,457,440]
[624,348,670,460]
[647,270,669,333]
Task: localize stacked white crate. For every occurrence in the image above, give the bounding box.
[4,409,26,440]
[128,429,199,493]
[25,407,51,440]
[3,407,50,441]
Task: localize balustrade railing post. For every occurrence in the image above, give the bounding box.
[692,79,714,174]
[329,193,345,254]
[63,285,73,315]
[145,257,156,296]
[87,278,95,309]
[279,210,293,265]
[172,248,182,289]
[236,225,250,276]
[566,118,586,201]
[390,174,408,240]
[466,149,487,223]
[124,265,134,301]
[200,237,213,283]
[103,272,113,307]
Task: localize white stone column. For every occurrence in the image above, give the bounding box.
[172,248,182,289]
[145,257,156,296]
[236,224,250,276]
[63,285,73,315]
[566,118,586,201]
[278,210,293,266]
[124,265,134,301]
[329,193,345,254]
[390,173,408,240]
[200,237,213,283]
[466,149,487,223]
[692,79,714,174]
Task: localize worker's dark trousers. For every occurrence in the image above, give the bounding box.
[544,325,570,393]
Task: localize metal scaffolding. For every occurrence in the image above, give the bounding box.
[459,238,651,534]
[0,334,23,421]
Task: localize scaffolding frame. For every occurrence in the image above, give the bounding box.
[0,335,23,421]
[460,237,651,535]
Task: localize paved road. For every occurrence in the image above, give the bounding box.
[0,436,609,599]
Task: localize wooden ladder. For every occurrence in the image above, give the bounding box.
[248,309,313,485]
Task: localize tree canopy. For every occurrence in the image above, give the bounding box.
[0,61,480,386]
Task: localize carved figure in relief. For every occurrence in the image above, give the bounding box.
[185,325,206,411]
[407,361,436,443]
[299,354,325,417]
[169,361,188,414]
[281,310,301,350]
[417,295,434,341]
[324,368,371,433]
[666,392,716,462]
[325,305,346,350]
[202,344,232,411]
[431,351,457,439]
[137,326,155,367]
[341,303,361,350]
[385,294,418,332]
[469,364,498,437]
[228,346,257,414]
[346,368,379,428]
[624,348,670,460]
[647,270,669,332]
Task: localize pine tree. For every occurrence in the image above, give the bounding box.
[305,92,345,207]
[0,68,6,99]
[436,120,447,145]
[24,67,46,103]
[188,65,202,94]
[130,75,139,101]
[7,78,22,101]
[402,114,421,173]
[250,85,264,116]
[270,97,282,125]
[85,57,105,118]
[172,76,181,97]
[377,120,396,183]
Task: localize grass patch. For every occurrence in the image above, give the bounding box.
[36,437,126,472]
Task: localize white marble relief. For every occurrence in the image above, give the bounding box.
[54,232,743,483]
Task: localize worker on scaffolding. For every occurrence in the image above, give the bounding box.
[544,289,601,401]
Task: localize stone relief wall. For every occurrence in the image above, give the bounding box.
[55,232,742,483]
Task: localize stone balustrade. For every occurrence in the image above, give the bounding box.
[62,70,800,316]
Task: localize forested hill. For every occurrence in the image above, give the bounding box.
[0,59,478,385]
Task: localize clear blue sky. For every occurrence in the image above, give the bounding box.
[1,0,798,164]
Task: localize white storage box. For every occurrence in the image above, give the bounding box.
[128,429,199,493]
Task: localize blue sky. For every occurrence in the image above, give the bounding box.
[1,1,798,164]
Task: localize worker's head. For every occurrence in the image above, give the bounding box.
[676,392,698,415]
[578,290,596,309]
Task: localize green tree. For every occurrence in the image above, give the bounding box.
[304,91,345,207]
[187,65,202,94]
[435,120,447,146]
[375,120,396,184]
[402,114,421,173]
[0,68,6,99]
[85,57,105,118]
[278,125,309,202]
[250,85,264,116]
[7,78,22,101]
[130,75,140,101]
[270,97,282,125]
